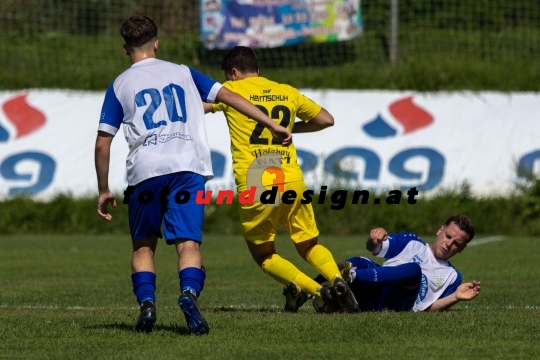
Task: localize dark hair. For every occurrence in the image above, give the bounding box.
[445,215,475,243]
[120,16,157,49]
[221,46,259,74]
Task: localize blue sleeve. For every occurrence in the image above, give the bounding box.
[384,232,424,259]
[99,81,123,129]
[440,269,462,299]
[189,67,218,102]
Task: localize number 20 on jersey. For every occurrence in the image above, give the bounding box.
[135,83,187,130]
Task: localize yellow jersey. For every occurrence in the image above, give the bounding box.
[211,76,321,192]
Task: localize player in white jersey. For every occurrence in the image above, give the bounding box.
[94,16,291,335]
[310,215,481,313]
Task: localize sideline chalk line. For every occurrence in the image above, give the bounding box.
[345,235,506,254]
[467,235,505,246]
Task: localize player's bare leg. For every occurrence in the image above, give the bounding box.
[132,235,158,273]
[175,239,202,271]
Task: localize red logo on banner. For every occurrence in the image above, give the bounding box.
[1,94,46,141]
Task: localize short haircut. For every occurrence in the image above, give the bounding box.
[221,46,259,74]
[120,16,158,49]
[445,215,475,243]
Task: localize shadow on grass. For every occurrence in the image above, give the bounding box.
[87,322,192,335]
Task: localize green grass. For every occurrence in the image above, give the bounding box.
[1,234,539,359]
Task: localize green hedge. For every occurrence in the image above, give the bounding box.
[1,1,540,90]
[2,182,539,236]
[2,1,538,36]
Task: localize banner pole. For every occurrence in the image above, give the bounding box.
[390,0,399,65]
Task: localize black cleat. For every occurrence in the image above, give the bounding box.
[283,282,310,312]
[134,300,156,333]
[178,290,209,335]
[338,261,354,283]
[333,277,360,313]
[313,282,341,314]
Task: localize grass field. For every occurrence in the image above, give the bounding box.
[1,234,539,359]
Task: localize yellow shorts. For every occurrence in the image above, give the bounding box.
[240,181,319,245]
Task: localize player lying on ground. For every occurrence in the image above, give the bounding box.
[204,46,359,313]
[284,215,481,312]
[95,17,291,335]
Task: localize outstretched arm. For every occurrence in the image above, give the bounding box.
[215,87,292,146]
[292,107,334,133]
[427,281,481,311]
[366,227,388,255]
[202,102,214,114]
[95,131,116,220]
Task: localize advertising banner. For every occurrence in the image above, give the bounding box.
[200,0,363,49]
[0,90,538,199]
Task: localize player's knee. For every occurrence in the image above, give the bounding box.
[400,263,423,289]
[132,236,158,252]
[295,237,319,259]
[253,251,275,267]
[246,240,275,266]
[175,238,200,249]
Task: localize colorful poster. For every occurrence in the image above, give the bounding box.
[200,0,363,49]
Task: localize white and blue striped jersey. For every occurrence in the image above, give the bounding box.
[98,58,222,185]
[376,232,462,312]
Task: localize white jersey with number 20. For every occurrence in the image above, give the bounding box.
[98,58,222,185]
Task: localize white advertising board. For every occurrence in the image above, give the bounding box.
[0,90,538,198]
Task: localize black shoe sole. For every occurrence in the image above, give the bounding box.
[333,278,360,313]
[320,285,341,313]
[179,292,210,335]
[134,305,156,333]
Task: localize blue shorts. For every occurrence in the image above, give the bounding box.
[346,257,419,312]
[127,171,205,243]
[315,257,420,312]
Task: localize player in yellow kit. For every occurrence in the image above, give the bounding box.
[204,46,358,312]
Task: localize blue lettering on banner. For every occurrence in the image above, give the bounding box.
[518,150,540,177]
[324,147,381,181]
[211,151,226,178]
[296,149,318,173]
[388,148,445,191]
[0,151,56,195]
[209,146,446,191]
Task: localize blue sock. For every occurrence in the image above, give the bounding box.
[131,272,156,305]
[355,263,421,287]
[179,267,205,297]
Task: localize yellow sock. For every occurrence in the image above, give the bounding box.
[305,244,342,285]
[293,272,320,297]
[261,254,321,296]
